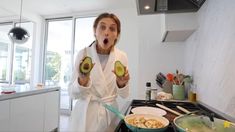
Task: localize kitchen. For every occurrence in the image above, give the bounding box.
[0,0,235,131]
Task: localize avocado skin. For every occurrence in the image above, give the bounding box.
[115,61,125,77]
[80,57,92,74]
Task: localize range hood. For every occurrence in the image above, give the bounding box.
[137,0,206,15]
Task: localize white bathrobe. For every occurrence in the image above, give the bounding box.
[68,42,129,132]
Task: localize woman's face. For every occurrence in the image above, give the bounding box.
[94,18,118,53]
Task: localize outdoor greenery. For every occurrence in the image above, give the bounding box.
[1,69,6,80]
[45,52,61,82]
[14,69,26,80]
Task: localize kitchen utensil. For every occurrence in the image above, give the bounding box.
[174,114,235,132]
[162,80,173,94]
[156,103,182,116]
[176,106,191,114]
[131,106,167,116]
[102,103,125,119]
[103,103,169,132]
[156,72,166,88]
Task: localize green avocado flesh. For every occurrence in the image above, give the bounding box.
[115,61,125,77]
[80,57,92,74]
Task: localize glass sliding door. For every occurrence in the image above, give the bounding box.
[72,17,96,107]
[44,16,96,113]
[44,19,73,112]
[74,17,96,54]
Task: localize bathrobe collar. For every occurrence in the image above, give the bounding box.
[88,42,116,98]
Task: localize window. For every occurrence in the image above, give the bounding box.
[14,22,33,84]
[0,22,33,85]
[0,23,12,84]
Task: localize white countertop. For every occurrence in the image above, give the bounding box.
[0,85,60,101]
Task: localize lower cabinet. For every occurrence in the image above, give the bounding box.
[10,94,45,131]
[44,91,60,131]
[0,90,59,132]
[0,100,10,131]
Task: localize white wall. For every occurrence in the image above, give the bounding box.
[185,0,235,119]
[103,7,185,105]
[109,8,186,101]
[137,14,185,99]
[105,8,140,105]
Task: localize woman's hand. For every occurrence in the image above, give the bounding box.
[113,67,130,88]
[78,74,90,87]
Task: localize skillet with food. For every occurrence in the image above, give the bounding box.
[103,103,169,132]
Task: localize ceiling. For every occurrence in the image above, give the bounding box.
[0,0,136,18]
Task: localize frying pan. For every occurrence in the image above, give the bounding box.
[103,103,169,132]
[174,114,235,132]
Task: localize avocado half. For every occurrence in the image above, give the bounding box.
[80,56,92,74]
[114,61,125,77]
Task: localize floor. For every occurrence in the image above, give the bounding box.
[60,114,70,132]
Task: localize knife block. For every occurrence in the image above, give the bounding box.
[162,80,173,94]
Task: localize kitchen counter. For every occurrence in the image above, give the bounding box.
[0,85,60,131]
[0,85,60,101]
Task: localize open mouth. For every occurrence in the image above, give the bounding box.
[103,38,109,45]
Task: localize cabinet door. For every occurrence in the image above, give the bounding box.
[10,94,44,131]
[0,100,10,131]
[44,91,60,131]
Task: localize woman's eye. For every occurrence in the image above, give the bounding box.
[110,27,116,32]
[100,25,106,30]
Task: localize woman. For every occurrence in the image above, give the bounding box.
[68,13,130,131]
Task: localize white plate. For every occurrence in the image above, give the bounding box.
[131,106,167,116]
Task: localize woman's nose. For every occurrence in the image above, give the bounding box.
[104,30,109,36]
[105,33,109,37]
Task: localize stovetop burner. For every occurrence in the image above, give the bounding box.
[114,100,225,132]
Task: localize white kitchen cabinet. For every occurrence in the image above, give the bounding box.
[0,100,10,131]
[10,94,45,131]
[0,88,60,132]
[44,91,60,131]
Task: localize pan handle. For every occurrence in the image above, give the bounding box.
[103,103,125,120]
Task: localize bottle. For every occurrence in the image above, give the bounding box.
[189,84,197,102]
[145,82,151,101]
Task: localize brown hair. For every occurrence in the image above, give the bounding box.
[93,13,121,36]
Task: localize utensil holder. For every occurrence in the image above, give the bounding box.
[173,85,185,100]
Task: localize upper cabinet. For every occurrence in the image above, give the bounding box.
[161,13,198,42]
[136,0,206,42]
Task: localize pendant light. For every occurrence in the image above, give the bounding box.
[8,0,30,44]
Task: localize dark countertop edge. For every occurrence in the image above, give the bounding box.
[0,87,60,101]
[198,101,235,123]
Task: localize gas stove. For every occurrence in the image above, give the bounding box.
[114,100,226,132]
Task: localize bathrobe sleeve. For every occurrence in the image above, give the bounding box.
[115,49,130,99]
[68,49,93,99]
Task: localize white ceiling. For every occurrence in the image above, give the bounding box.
[0,0,136,18]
